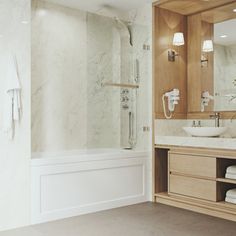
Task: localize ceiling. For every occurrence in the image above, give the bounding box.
[202,2,236,24]
[43,0,153,12]
[154,0,236,16]
[214,19,236,46]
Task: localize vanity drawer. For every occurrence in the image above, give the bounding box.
[169,174,216,201]
[169,153,216,178]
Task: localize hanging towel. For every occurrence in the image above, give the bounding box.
[3,53,22,139]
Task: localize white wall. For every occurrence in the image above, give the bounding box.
[0,0,31,231]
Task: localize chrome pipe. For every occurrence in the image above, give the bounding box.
[129,111,132,141]
[135,59,140,83]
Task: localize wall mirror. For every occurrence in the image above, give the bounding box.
[214,19,236,111]
[201,3,236,112]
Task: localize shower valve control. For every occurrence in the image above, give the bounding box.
[143,126,150,132]
[121,97,129,102]
[121,89,130,109]
[121,89,129,94]
[143,44,150,51]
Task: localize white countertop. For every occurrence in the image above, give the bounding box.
[155,135,236,150]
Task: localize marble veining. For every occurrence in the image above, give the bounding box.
[214,44,236,111]
[155,135,236,150]
[32,0,88,152]
[87,13,121,148]
[128,5,152,151]
[31,1,152,152]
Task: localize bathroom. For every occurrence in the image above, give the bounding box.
[0,0,236,235]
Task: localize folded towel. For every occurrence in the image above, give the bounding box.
[225,189,236,204]
[225,197,236,204]
[3,53,22,139]
[226,189,236,198]
[226,165,236,175]
[225,173,236,180]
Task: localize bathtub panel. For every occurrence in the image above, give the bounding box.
[41,165,144,212]
[31,152,149,223]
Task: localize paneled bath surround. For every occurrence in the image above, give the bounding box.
[31,149,150,223]
[30,0,152,228]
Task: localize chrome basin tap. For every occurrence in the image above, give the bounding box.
[210,112,220,127]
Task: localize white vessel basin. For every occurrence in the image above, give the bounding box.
[183,127,228,137]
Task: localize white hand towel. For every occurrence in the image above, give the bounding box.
[3,53,22,139]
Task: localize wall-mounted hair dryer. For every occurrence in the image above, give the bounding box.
[201,91,214,112]
[162,89,180,119]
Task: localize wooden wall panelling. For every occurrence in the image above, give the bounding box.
[201,20,214,112]
[187,111,236,120]
[154,1,236,120]
[154,7,187,119]
[187,13,202,113]
[187,13,214,114]
[201,2,236,24]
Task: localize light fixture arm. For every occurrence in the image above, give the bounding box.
[168,50,179,62]
[168,32,185,62]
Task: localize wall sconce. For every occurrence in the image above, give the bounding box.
[201,40,214,66]
[202,40,214,52]
[168,32,185,62]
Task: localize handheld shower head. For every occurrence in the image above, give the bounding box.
[114,17,133,46]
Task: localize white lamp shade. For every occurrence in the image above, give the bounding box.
[173,32,185,46]
[202,40,213,52]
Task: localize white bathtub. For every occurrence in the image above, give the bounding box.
[31,149,151,224]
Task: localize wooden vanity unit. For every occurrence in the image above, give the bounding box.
[152,0,236,222]
[154,146,236,221]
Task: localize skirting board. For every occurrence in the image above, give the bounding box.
[155,194,236,222]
